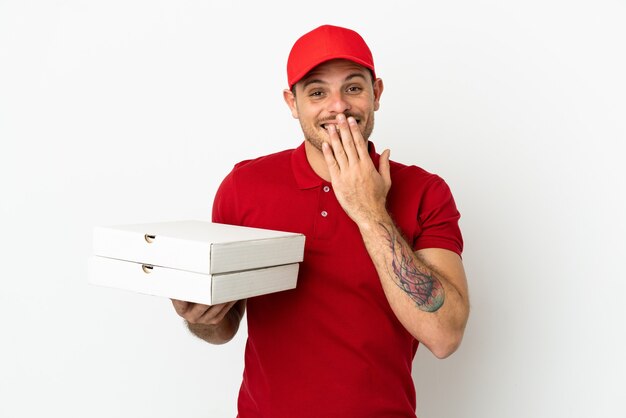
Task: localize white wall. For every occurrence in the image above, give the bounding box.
[1,1,624,417]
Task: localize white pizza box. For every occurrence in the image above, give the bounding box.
[92,220,305,274]
[89,256,299,305]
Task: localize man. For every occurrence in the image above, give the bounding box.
[172,25,469,417]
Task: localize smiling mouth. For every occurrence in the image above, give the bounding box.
[320,119,361,131]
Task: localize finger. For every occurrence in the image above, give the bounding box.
[184,302,214,323]
[171,299,190,316]
[327,124,348,169]
[337,114,359,163]
[322,142,341,179]
[199,301,237,325]
[379,149,392,188]
[348,116,369,161]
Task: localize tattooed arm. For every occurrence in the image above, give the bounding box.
[320,114,469,358]
[381,223,446,312]
[359,217,469,358]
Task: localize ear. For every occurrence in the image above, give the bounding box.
[373,78,384,111]
[283,89,299,119]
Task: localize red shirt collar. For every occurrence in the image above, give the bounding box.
[291,141,380,190]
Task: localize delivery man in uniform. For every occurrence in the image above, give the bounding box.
[172,24,470,418]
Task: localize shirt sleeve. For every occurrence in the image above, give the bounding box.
[412,176,463,256]
[211,168,240,225]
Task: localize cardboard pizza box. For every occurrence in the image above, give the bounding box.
[89,220,305,304]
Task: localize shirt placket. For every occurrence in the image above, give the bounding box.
[313,182,336,240]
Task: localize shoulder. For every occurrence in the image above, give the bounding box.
[388,159,448,196]
[231,148,294,176]
[385,158,463,255]
[221,148,296,188]
[213,148,295,224]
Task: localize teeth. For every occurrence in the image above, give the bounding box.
[320,120,360,130]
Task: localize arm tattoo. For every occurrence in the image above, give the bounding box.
[380,223,445,313]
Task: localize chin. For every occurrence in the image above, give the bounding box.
[304,137,326,152]
[300,127,329,152]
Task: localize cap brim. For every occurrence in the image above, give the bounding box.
[288,55,376,89]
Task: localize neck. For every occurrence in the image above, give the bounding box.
[304,140,331,182]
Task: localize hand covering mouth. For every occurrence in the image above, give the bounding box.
[320,118,360,130]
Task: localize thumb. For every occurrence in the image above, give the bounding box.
[379,149,391,186]
[171,299,190,315]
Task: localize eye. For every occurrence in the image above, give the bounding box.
[308,90,325,98]
[346,85,363,94]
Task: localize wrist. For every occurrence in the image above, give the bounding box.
[355,208,393,233]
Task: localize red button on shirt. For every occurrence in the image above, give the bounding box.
[213,142,462,418]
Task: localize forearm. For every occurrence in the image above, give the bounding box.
[186,300,245,345]
[358,214,469,358]
[318,113,468,356]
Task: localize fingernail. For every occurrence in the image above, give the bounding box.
[348,116,356,125]
[337,114,345,122]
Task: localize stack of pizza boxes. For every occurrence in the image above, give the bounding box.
[89,220,305,305]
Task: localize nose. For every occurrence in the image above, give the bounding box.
[327,90,351,114]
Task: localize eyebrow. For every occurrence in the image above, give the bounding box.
[301,72,368,90]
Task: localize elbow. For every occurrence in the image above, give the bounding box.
[427,330,465,359]
[431,340,460,359]
[430,304,470,359]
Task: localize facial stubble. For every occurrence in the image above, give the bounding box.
[299,112,376,153]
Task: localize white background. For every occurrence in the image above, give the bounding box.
[1,1,624,417]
